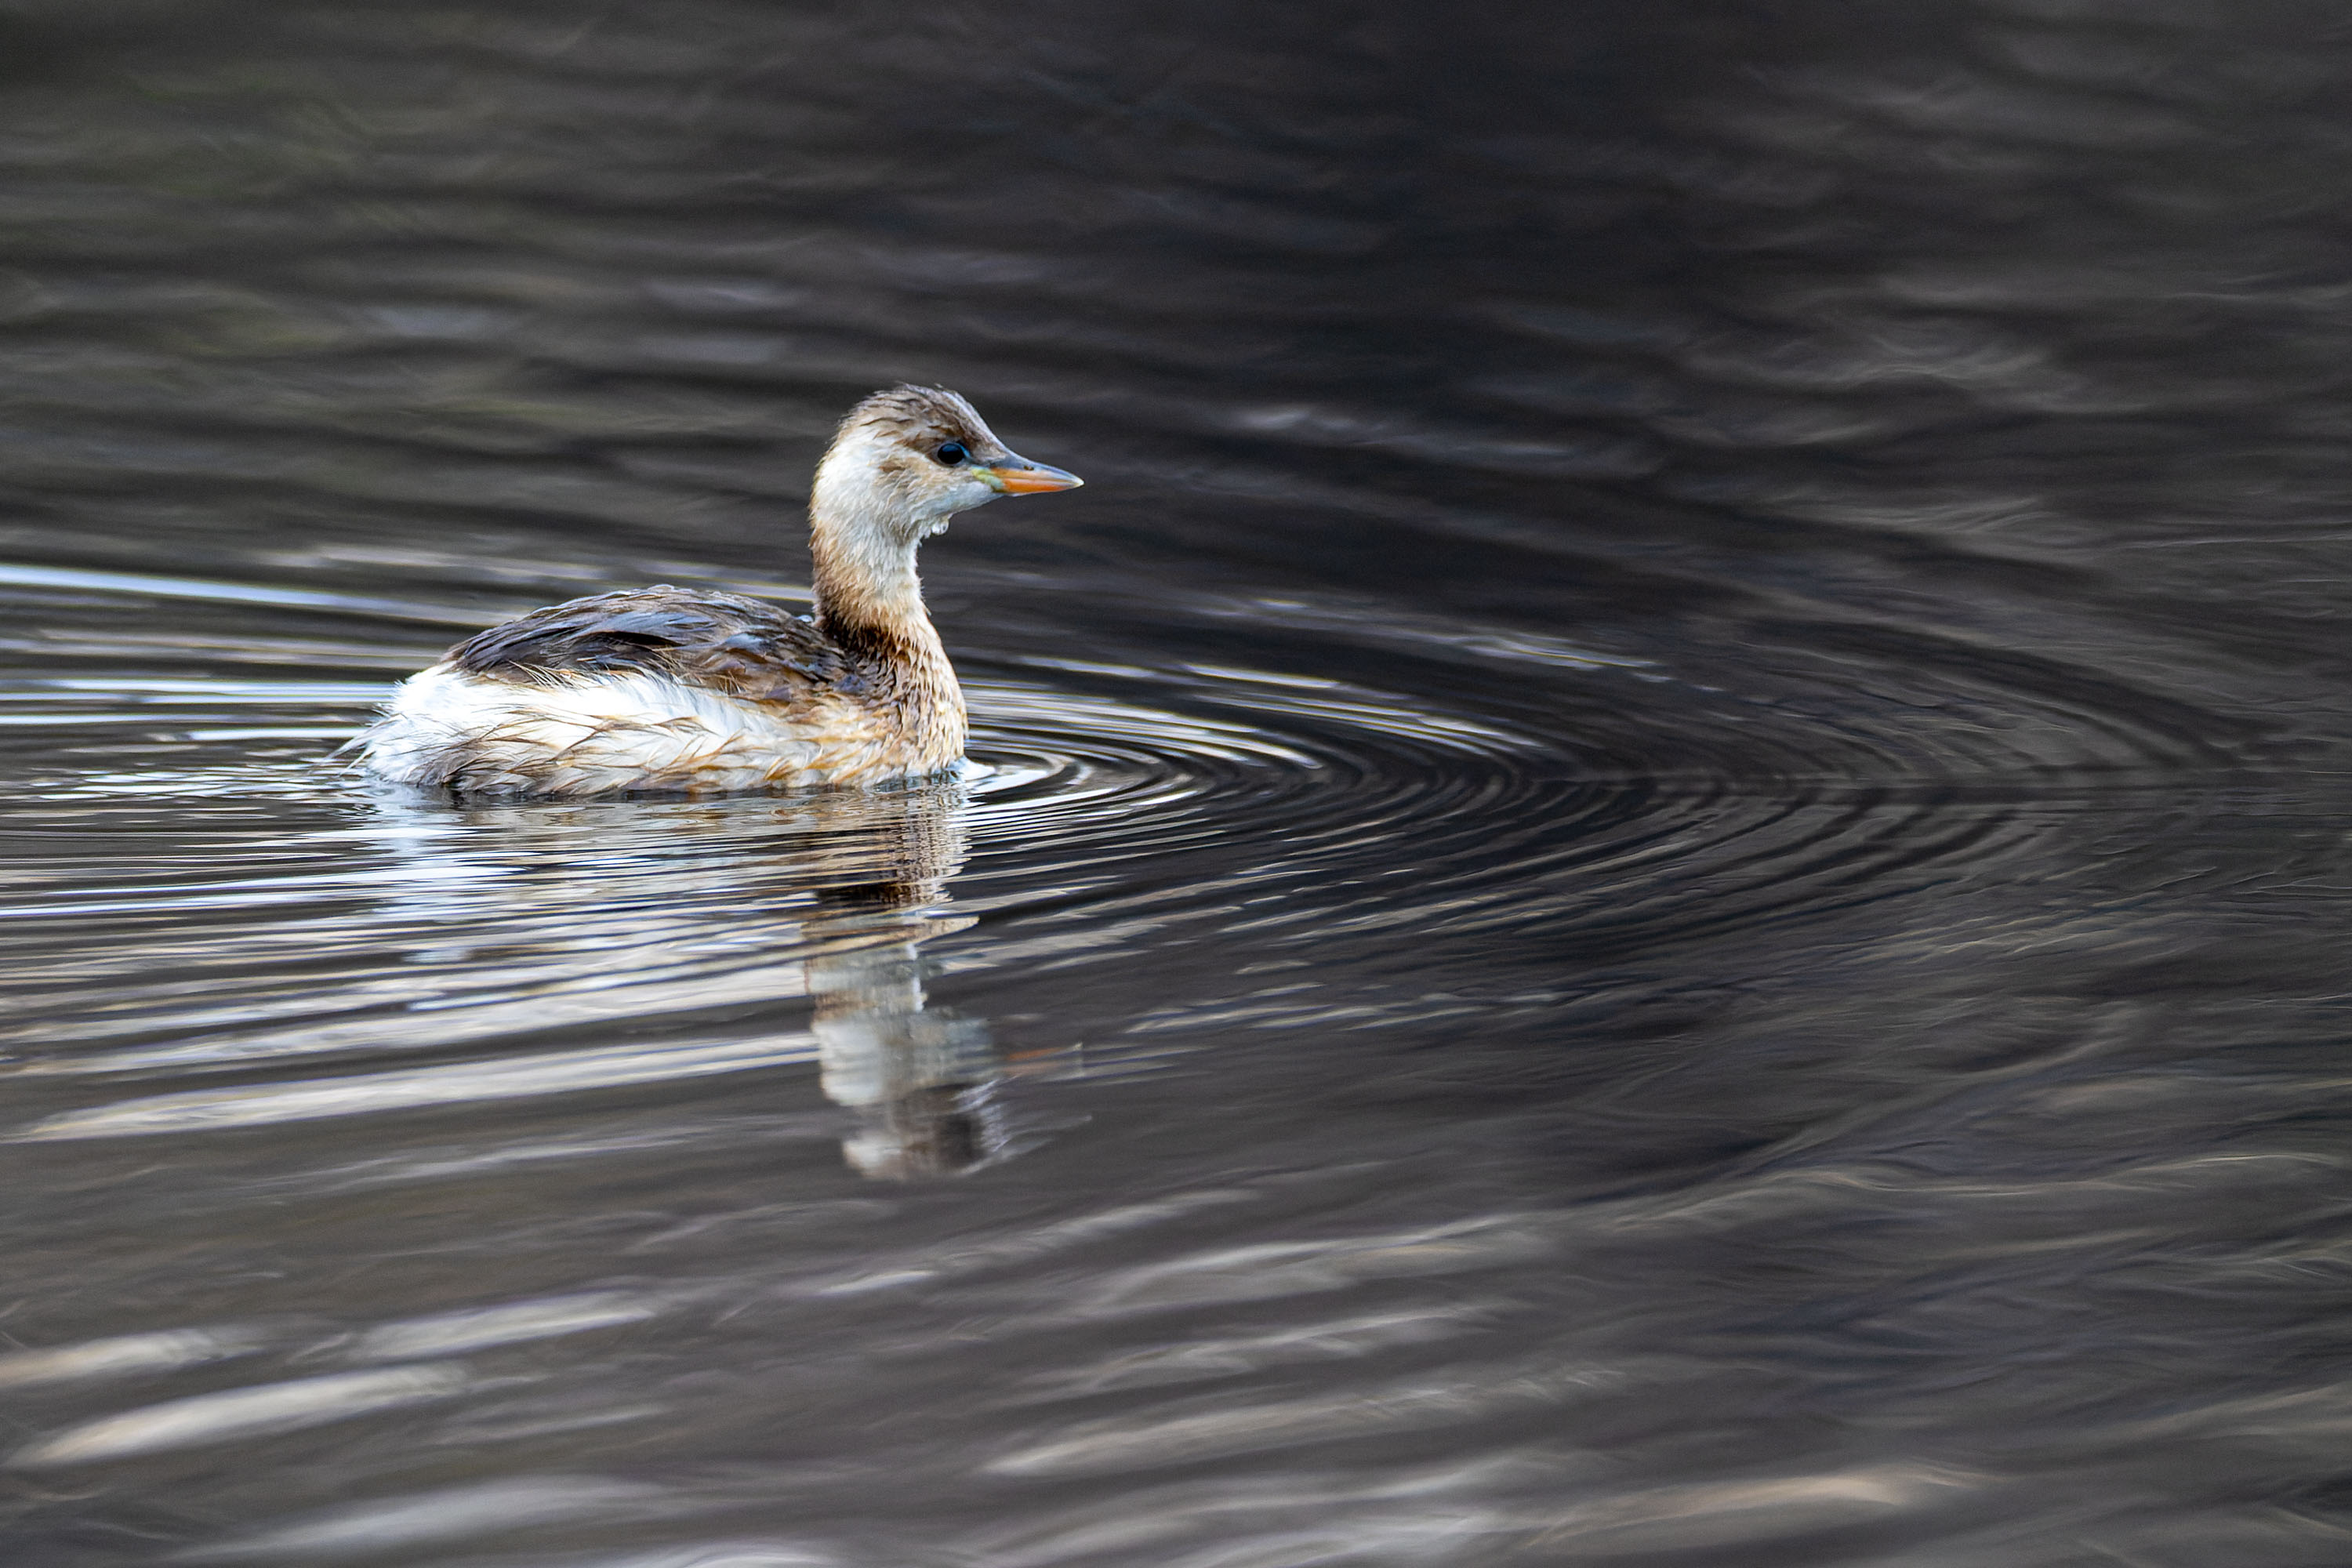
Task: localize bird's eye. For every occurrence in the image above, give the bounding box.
[935,441,968,467]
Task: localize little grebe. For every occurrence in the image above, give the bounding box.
[354,385,1080,796]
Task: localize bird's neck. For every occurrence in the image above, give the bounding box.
[808,436,938,650]
[810,517,933,652]
[808,499,964,760]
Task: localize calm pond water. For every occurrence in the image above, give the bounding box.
[5,1,2352,1563]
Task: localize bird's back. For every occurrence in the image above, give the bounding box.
[445,587,849,695]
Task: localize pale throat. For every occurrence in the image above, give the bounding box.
[807,442,938,642]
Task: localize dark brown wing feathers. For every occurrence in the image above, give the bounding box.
[447,588,856,702]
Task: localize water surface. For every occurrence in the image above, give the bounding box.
[5,2,2352,1563]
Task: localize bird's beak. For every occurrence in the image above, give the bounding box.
[979,455,1083,495]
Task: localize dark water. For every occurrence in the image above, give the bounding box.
[5,1,2352,1562]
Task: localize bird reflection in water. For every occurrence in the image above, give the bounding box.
[350,772,1011,1180]
[800,793,1002,1180]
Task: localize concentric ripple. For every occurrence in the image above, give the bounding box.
[0,545,2238,1149]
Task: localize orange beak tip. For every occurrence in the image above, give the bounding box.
[987,464,1083,495]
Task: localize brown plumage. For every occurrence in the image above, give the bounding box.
[353,386,1082,797]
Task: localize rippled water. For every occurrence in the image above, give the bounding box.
[6,1,2352,1563]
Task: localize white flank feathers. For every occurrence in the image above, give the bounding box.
[354,664,884,795]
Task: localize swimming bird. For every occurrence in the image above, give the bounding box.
[354,385,1081,797]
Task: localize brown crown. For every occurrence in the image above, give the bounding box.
[838,385,1008,461]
